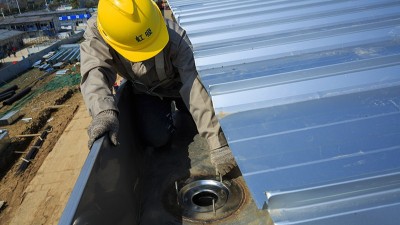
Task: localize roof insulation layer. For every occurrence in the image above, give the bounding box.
[167,0,400,224]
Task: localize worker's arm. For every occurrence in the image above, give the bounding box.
[167,20,227,151]
[80,15,119,149]
[168,21,236,175]
[80,15,118,117]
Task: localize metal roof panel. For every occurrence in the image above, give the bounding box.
[168,0,400,224]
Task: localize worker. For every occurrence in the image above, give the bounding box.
[80,0,236,176]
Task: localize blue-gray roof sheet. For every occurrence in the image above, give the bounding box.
[167,0,400,224]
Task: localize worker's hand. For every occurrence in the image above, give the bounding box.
[87,110,119,149]
[210,145,237,176]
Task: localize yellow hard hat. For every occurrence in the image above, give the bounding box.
[97,0,169,62]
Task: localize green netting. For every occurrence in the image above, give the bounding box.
[1,73,81,116]
[41,73,81,92]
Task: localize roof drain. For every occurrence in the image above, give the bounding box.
[166,176,245,222]
[179,180,229,213]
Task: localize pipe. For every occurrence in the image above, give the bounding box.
[2,87,32,106]
[0,85,18,95]
[0,90,16,102]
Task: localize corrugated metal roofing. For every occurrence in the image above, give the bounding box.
[167,0,400,224]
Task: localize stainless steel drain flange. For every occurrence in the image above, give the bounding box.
[178,179,229,213]
[164,177,245,222]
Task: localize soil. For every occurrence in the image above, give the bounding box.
[0,64,82,224]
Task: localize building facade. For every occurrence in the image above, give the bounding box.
[0,8,91,37]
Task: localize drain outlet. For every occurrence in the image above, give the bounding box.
[192,191,218,207]
[165,177,245,222]
[178,180,229,213]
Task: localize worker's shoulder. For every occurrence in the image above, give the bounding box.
[166,19,186,36]
[165,19,187,43]
[87,13,98,28]
[83,13,102,40]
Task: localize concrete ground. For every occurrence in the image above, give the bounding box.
[7,97,90,225]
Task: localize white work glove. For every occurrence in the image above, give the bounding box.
[210,145,237,175]
[87,110,119,149]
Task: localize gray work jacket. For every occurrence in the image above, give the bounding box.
[80,14,227,150]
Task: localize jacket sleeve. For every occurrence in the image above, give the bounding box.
[169,21,227,150]
[80,15,118,117]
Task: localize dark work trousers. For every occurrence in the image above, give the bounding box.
[133,94,189,148]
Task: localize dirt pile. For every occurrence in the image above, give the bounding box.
[0,65,83,224]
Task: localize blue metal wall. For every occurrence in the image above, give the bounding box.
[168,0,400,224]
